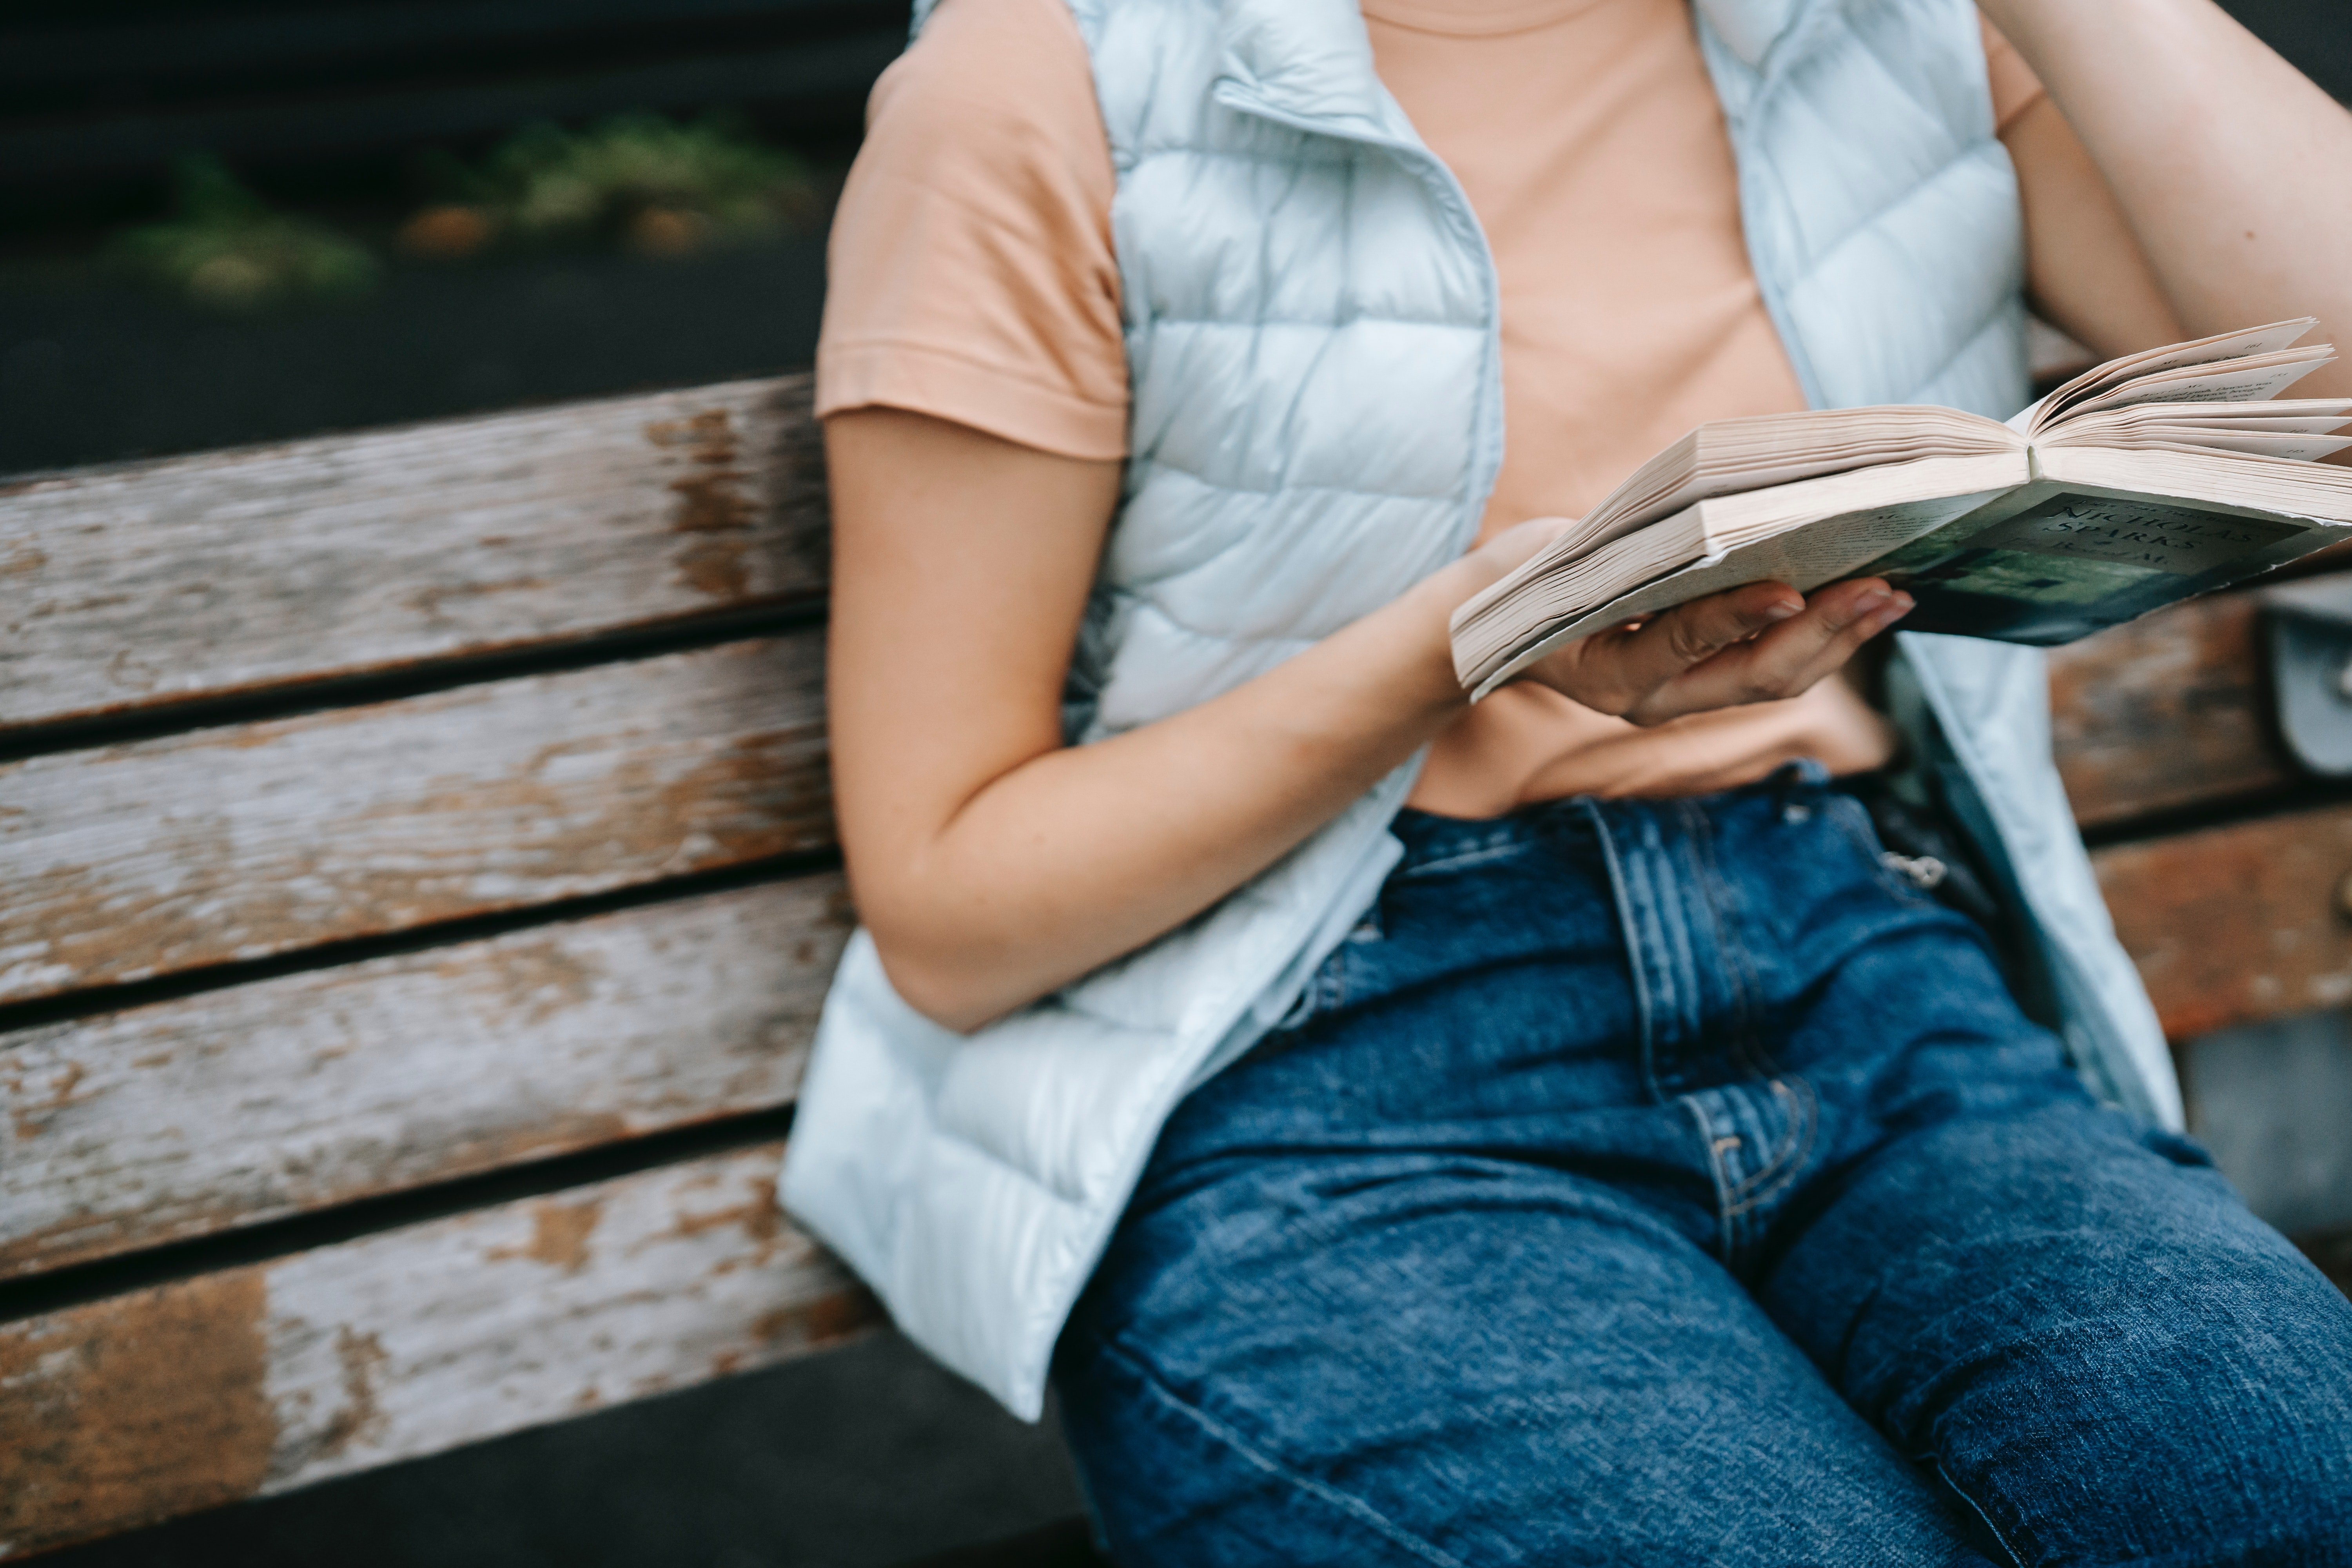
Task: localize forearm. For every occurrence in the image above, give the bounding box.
[1981,0,2352,397]
[852,561,1478,1031]
[831,410,1895,1034]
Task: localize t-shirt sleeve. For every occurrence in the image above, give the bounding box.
[1979,13,2049,136]
[814,0,1129,460]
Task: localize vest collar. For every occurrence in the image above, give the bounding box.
[919,0,1806,79]
[1214,0,1417,141]
[1692,0,1802,68]
[1211,0,1806,132]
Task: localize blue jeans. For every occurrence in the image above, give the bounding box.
[1054,765,2352,1566]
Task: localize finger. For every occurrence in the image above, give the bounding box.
[1573,581,1804,711]
[1662,583,1912,719]
[1769,583,1915,692]
[1624,580,1911,723]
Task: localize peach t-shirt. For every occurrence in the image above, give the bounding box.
[818,0,2048,814]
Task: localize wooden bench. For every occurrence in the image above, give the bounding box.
[3,378,2347,1558]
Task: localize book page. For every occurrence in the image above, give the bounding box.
[2035,317,2319,426]
[2041,445,2352,523]
[2041,399,2352,460]
[1463,487,2014,697]
[1524,406,2016,569]
[2049,348,2336,422]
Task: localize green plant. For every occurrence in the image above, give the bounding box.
[111,155,380,309]
[413,111,819,258]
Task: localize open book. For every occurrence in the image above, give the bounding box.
[1451,319,2352,699]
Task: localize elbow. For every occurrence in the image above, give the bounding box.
[864,920,1029,1036]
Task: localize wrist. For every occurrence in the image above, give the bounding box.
[1391,557,1490,713]
[1311,565,1473,731]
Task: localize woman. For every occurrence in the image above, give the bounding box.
[783,0,2352,1559]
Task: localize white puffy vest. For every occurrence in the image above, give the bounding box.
[783,0,2181,1420]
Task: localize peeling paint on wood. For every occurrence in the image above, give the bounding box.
[0,1145,875,1559]
[2049,592,2297,829]
[2094,805,2352,1039]
[0,877,852,1279]
[0,1272,275,1556]
[0,378,826,733]
[0,635,832,1004]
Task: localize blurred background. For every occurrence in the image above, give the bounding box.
[2,2,2348,1566]
[0,0,890,478]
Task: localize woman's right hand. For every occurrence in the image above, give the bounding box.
[1446,516,1915,727]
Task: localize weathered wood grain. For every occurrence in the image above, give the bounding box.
[2093,804,2352,1039]
[2049,593,2296,829]
[0,877,851,1281]
[0,1143,875,1559]
[0,377,826,733]
[0,634,830,1005]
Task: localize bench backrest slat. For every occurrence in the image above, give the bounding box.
[2095,805,2352,1040]
[2048,593,2292,829]
[0,633,828,1007]
[0,878,849,1281]
[0,1142,871,1560]
[0,378,826,735]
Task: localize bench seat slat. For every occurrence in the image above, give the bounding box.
[0,633,829,1005]
[0,1142,872,1561]
[0,876,849,1281]
[2093,803,2352,1040]
[0,378,824,734]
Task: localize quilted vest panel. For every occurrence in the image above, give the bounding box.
[784,0,2179,1420]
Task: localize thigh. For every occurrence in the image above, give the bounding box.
[1056,1157,1992,1568]
[1762,1101,2352,1567]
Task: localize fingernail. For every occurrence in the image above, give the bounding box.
[1763,599,1802,623]
[1852,588,1893,616]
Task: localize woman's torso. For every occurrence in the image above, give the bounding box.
[813,0,2046,810]
[1360,0,1899,812]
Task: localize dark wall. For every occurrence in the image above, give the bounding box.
[2225,0,2352,100]
[0,1,907,230]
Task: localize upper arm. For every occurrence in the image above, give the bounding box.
[811,0,1134,949]
[2002,94,2186,361]
[824,408,1122,942]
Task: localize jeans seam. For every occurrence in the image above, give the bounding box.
[1396,840,1532,879]
[1682,1094,1740,1259]
[1094,1337,1474,1568]
[1722,1077,1818,1218]
[1685,801,1774,1080]
[1581,800,1664,1091]
[1923,1453,2026,1568]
